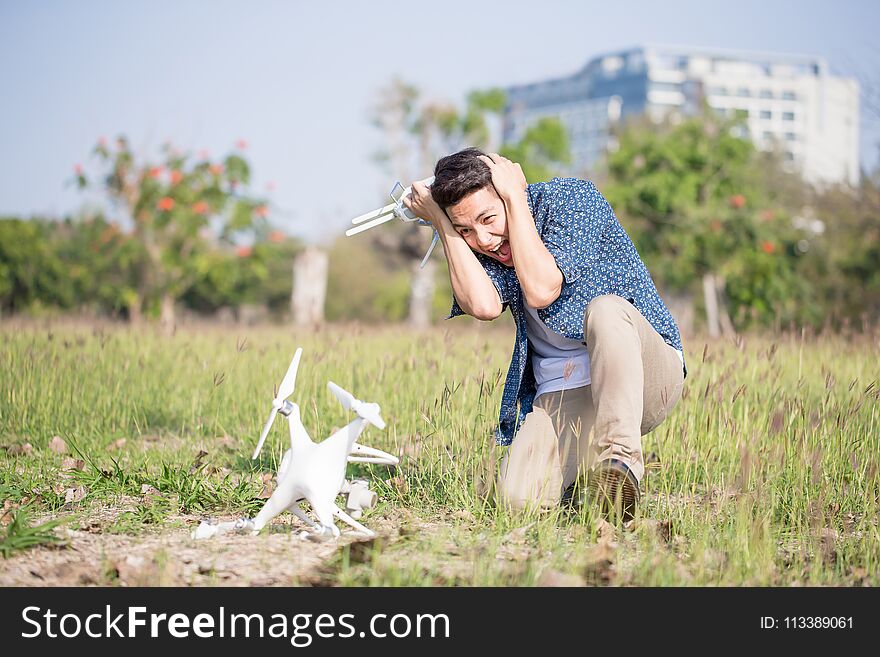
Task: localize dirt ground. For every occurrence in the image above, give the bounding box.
[0,510,403,587]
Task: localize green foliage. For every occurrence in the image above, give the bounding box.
[0,507,68,558]
[55,215,145,317]
[603,109,819,329]
[806,180,880,323]
[0,214,299,320]
[0,219,75,313]
[501,118,571,183]
[182,238,301,314]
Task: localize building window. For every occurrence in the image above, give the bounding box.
[651,81,681,93]
[785,132,796,141]
[782,111,795,121]
[737,87,751,97]
[759,89,773,99]
[782,90,797,101]
[763,131,774,141]
[709,86,728,96]
[760,110,772,120]
[784,152,795,161]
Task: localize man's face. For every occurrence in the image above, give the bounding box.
[445,187,513,266]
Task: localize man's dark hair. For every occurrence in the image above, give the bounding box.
[430,147,493,208]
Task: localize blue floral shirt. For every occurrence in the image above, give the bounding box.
[448,177,685,445]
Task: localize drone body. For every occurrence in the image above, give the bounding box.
[192,348,397,541]
[242,349,396,539]
[250,394,385,537]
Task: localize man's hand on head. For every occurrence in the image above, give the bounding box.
[478,153,527,203]
[403,180,447,226]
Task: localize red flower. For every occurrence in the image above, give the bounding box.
[729,194,746,209]
[709,219,722,234]
[235,139,249,150]
[97,136,108,147]
[148,166,164,179]
[157,197,175,212]
[760,209,776,222]
[74,164,84,176]
[266,181,276,192]
[268,230,285,243]
[198,149,210,160]
[170,170,183,185]
[209,164,224,176]
[192,201,209,215]
[254,205,269,218]
[761,240,776,254]
[235,245,253,258]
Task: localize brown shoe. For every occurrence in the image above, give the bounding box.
[586,459,640,522]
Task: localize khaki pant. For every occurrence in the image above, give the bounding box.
[496,294,684,510]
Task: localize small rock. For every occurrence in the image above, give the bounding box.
[537,569,585,587]
[8,443,34,456]
[48,436,68,454]
[109,438,127,451]
[110,555,149,584]
[140,484,160,496]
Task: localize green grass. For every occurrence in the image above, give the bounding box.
[1,319,878,585]
[1,506,69,558]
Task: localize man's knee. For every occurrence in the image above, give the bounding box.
[585,294,633,335]
[495,408,561,511]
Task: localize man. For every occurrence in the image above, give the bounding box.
[404,147,686,521]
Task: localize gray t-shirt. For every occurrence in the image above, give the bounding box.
[523,302,591,400]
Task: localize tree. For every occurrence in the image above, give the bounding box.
[603,108,809,335]
[78,137,270,330]
[0,218,74,315]
[55,214,145,317]
[500,118,571,183]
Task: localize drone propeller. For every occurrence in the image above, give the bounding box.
[327,381,386,430]
[252,347,303,460]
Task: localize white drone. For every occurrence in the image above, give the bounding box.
[194,348,398,540]
[346,176,437,268]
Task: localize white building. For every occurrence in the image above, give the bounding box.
[503,45,860,186]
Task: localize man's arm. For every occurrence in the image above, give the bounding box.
[405,182,504,321]
[480,154,563,309]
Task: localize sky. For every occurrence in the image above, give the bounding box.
[1,0,878,244]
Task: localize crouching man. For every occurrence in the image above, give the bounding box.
[404,148,686,521]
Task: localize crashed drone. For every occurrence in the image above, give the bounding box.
[194,348,398,540]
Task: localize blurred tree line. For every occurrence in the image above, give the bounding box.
[1,90,878,332]
[601,108,880,333]
[0,137,301,324]
[0,213,301,322]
